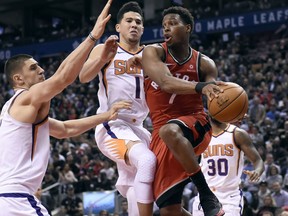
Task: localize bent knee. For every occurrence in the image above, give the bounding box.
[159,124,182,141]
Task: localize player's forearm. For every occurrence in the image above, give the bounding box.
[56,36,97,85]
[143,61,198,94]
[58,113,110,138]
[160,74,198,94]
[253,159,265,175]
[79,58,106,83]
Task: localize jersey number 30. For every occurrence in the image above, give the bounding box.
[207,158,228,176]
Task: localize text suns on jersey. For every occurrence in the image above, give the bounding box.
[202,144,235,158]
[114,60,141,75]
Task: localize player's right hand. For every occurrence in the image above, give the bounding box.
[90,0,113,40]
[202,81,226,101]
[107,100,132,121]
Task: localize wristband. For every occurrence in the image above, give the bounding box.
[88,32,97,42]
[195,81,216,94]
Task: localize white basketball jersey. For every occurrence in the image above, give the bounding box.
[0,90,50,194]
[200,124,244,191]
[97,44,148,125]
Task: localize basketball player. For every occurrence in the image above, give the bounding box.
[0,1,127,215]
[192,116,264,216]
[141,6,226,216]
[79,2,156,216]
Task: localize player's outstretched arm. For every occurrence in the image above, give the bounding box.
[79,35,119,83]
[28,0,113,105]
[49,100,131,139]
[235,127,265,182]
[142,45,223,96]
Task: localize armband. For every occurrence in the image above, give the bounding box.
[88,32,97,42]
[195,81,216,94]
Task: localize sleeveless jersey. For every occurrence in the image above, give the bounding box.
[97,44,148,125]
[0,90,50,194]
[200,124,244,191]
[144,42,204,130]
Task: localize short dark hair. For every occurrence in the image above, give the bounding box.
[163,6,194,33]
[4,54,32,86]
[117,1,143,23]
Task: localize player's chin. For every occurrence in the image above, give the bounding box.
[128,37,140,43]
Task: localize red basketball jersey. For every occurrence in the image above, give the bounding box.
[144,42,205,130]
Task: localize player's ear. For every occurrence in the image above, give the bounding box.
[186,24,192,34]
[115,24,120,33]
[13,73,24,84]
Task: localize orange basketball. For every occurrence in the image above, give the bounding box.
[207,82,248,123]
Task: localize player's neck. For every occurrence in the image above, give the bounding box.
[168,44,191,62]
[119,40,141,53]
[211,121,227,133]
[14,87,28,92]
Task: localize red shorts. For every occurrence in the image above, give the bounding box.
[150,113,212,205]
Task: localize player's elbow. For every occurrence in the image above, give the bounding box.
[51,131,68,139]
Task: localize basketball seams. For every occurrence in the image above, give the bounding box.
[208,82,248,123]
[216,91,247,122]
[209,86,243,116]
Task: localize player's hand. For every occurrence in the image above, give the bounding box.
[107,100,132,121]
[127,55,142,69]
[202,81,226,101]
[90,0,113,40]
[243,170,261,182]
[101,35,119,62]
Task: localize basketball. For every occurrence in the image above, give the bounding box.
[207,82,248,123]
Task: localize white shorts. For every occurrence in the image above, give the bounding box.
[95,119,151,197]
[0,193,50,216]
[192,189,243,216]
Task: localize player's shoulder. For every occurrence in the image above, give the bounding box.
[144,43,165,58]
[200,53,215,65]
[145,43,163,49]
[89,43,105,56]
[233,125,252,144]
[234,125,249,135]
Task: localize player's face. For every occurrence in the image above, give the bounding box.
[162,13,190,47]
[116,12,144,44]
[20,58,45,88]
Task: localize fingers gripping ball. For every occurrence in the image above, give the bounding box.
[207,82,248,123]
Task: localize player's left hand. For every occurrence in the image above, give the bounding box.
[107,100,132,121]
[243,170,261,182]
[101,35,119,62]
[202,81,226,101]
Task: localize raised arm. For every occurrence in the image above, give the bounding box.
[79,35,119,83]
[142,45,222,99]
[236,127,265,182]
[29,0,113,104]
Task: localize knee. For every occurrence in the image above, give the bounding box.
[159,124,182,146]
[137,151,157,182]
[138,151,156,170]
